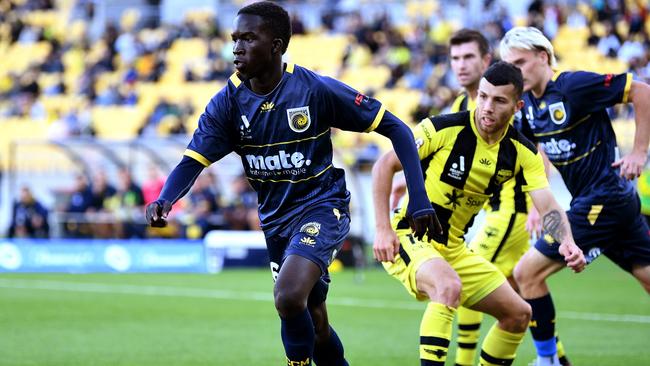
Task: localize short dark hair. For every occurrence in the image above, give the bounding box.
[449,29,490,56]
[482,61,523,99]
[238,1,292,54]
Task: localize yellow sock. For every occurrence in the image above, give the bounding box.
[479,323,525,366]
[420,302,456,365]
[455,306,483,366]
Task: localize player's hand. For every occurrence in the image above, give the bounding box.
[526,206,542,240]
[407,210,443,243]
[145,199,172,228]
[373,226,400,262]
[612,150,647,180]
[558,241,586,273]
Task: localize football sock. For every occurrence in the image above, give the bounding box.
[526,294,557,357]
[454,306,483,366]
[479,323,525,366]
[419,302,456,366]
[556,333,571,366]
[313,326,348,366]
[281,308,314,366]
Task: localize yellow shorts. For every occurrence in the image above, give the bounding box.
[468,211,530,278]
[383,228,506,308]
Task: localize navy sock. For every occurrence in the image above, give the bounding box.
[281,308,315,365]
[526,293,557,357]
[313,326,348,366]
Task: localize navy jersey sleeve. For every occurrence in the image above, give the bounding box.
[185,89,236,167]
[559,71,633,114]
[317,76,386,133]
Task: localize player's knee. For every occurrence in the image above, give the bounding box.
[513,260,534,288]
[274,286,308,318]
[500,300,531,333]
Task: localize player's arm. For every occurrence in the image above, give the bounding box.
[145,156,205,227]
[526,147,552,238]
[372,150,403,262]
[612,80,650,179]
[528,188,585,272]
[372,111,442,239]
[146,92,235,227]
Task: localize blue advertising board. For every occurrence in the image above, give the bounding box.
[0,239,206,273]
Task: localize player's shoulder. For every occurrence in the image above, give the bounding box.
[428,110,470,131]
[552,70,600,89]
[450,92,469,112]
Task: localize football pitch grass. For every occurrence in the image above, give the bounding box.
[1,259,649,366]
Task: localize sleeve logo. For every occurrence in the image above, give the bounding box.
[548,102,566,125]
[287,106,311,133]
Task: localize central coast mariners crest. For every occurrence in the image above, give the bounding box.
[548,101,567,125]
[287,106,311,132]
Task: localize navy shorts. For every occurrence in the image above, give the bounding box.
[265,201,351,284]
[535,194,650,272]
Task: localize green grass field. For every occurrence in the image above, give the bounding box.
[1,259,649,366]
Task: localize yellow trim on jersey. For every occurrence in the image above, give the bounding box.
[622,73,632,103]
[364,104,386,133]
[587,204,603,225]
[241,129,330,148]
[533,114,591,137]
[184,149,211,167]
[450,93,476,113]
[553,140,602,166]
[229,73,242,87]
[247,164,333,183]
[285,63,295,73]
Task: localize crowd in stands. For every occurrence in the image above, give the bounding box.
[2,0,650,239]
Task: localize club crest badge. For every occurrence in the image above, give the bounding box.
[286,106,311,133]
[548,102,566,125]
[300,222,321,236]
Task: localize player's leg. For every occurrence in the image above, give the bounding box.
[383,228,461,366]
[275,255,322,365]
[274,205,352,366]
[455,211,524,366]
[415,257,462,366]
[513,247,565,366]
[469,282,531,366]
[451,247,529,366]
[309,296,348,366]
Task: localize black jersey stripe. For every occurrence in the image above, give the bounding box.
[439,124,476,189]
[484,132,517,197]
[459,94,469,111]
[430,111,470,131]
[513,169,528,213]
[490,213,516,262]
[510,129,538,154]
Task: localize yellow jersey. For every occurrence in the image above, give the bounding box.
[395,109,548,254]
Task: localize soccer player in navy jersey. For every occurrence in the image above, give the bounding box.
[500,27,650,366]
[144,2,440,365]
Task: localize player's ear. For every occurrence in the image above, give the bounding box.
[272,38,284,55]
[514,99,524,112]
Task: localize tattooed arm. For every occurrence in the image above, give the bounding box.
[529,188,586,273]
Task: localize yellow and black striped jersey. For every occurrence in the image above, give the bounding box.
[396,109,548,254]
[452,92,532,214]
[450,92,476,113]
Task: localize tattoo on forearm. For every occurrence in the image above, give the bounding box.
[542,210,565,242]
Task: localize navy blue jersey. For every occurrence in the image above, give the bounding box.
[185,63,385,235]
[520,71,634,202]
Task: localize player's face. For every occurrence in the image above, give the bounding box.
[450,42,489,88]
[501,48,549,92]
[476,78,522,136]
[231,14,277,79]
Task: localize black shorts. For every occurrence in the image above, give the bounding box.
[535,194,650,272]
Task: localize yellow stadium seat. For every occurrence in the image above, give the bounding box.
[91,106,147,139]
